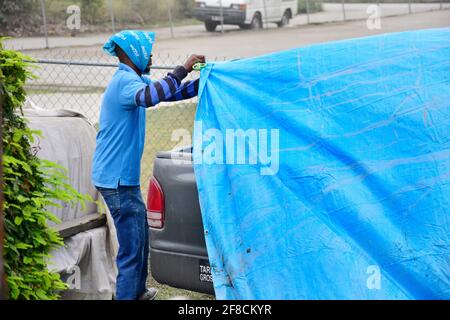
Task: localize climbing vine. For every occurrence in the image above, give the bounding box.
[1,39,92,300]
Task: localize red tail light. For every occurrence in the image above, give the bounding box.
[147,176,165,228]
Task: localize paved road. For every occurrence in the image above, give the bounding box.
[5,3,450,51]
[151,9,450,59]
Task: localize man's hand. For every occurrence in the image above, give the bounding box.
[183,55,206,73]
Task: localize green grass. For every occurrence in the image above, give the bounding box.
[26,84,105,95]
[140,102,197,194]
[147,272,215,300]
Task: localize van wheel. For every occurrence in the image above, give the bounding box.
[250,13,263,30]
[277,11,290,27]
[204,21,218,32]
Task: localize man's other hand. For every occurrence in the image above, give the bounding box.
[183,55,206,73]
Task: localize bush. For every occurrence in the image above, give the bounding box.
[298,0,324,14]
[0,0,41,36]
[0,39,92,300]
[81,0,105,24]
[112,0,196,26]
[0,0,198,36]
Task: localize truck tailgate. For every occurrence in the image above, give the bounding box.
[149,150,214,294]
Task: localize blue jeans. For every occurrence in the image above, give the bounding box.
[97,185,149,300]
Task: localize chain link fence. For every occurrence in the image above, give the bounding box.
[24,50,227,194]
[11,0,449,193]
[300,0,449,25]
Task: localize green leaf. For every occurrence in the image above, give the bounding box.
[16,195,28,203]
[16,242,33,250]
[14,216,23,225]
[13,130,24,142]
[23,257,33,264]
[33,234,47,246]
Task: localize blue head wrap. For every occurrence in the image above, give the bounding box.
[103,30,155,73]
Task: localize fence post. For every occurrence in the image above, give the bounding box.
[219,0,224,33]
[440,0,443,10]
[341,0,346,21]
[39,0,49,49]
[262,0,269,28]
[108,0,116,33]
[305,0,311,24]
[167,0,175,38]
[408,0,412,14]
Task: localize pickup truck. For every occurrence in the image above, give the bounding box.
[147,146,214,294]
[195,0,298,32]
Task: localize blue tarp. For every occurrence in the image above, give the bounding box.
[193,28,450,300]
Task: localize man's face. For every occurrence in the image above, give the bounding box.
[143,54,153,74]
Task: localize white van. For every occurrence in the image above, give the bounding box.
[194,0,298,32]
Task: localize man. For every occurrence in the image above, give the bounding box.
[92,30,205,300]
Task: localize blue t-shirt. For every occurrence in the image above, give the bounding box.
[92,63,148,188]
[92,62,198,188]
